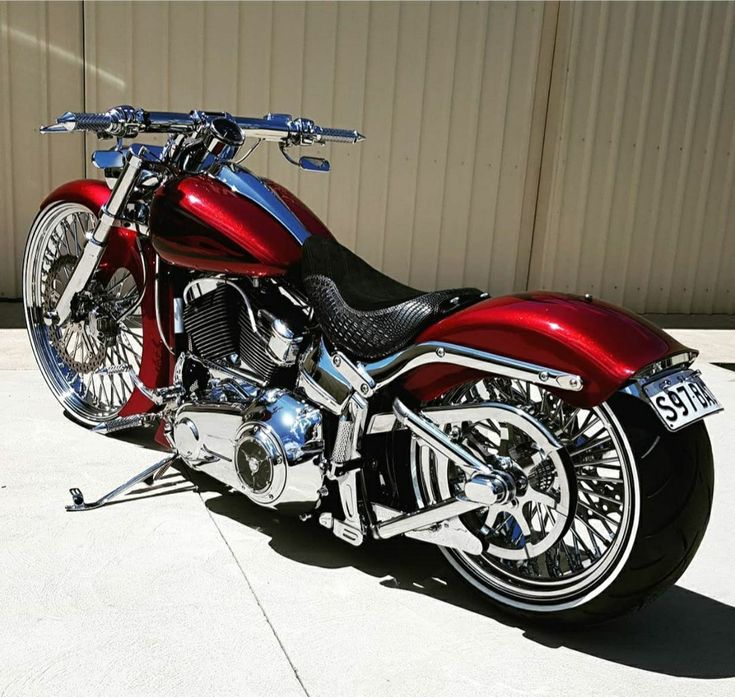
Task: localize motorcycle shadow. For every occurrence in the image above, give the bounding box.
[186,464,735,679]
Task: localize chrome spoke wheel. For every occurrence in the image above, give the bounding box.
[411,376,639,612]
[23,203,144,425]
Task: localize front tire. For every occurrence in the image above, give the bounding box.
[23,202,145,426]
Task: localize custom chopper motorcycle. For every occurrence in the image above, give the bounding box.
[25,105,721,623]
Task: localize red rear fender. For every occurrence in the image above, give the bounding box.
[402,292,690,408]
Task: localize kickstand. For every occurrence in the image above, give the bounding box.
[66,453,180,512]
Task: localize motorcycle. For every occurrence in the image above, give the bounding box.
[24,105,721,623]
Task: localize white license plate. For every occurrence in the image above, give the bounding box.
[644,370,722,431]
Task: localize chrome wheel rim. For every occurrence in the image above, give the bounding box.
[23,203,144,425]
[411,377,639,612]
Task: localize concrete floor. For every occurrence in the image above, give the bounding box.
[1,323,734,697]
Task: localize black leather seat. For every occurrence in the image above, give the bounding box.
[301,236,485,360]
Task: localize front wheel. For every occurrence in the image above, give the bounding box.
[23,202,145,426]
[410,377,714,624]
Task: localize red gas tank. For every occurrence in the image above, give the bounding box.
[150,166,333,277]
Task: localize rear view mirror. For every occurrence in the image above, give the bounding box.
[299,156,330,172]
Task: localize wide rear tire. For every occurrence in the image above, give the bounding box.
[548,394,714,623]
[406,379,714,624]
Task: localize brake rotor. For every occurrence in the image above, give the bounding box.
[42,255,111,374]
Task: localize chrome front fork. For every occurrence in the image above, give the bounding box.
[53,152,144,324]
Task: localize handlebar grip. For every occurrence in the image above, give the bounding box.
[68,112,114,132]
[316,127,365,144]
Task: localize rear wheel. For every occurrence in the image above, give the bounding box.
[23,202,145,426]
[410,377,714,623]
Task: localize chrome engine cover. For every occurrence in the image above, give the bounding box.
[172,388,324,514]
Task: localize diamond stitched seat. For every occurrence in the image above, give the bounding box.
[300,236,485,360]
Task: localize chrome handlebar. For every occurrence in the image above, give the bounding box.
[40,105,365,145]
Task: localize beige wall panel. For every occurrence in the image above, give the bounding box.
[353,1,401,269]
[83,0,551,295]
[0,1,84,298]
[530,1,735,313]
[3,0,733,312]
[458,1,551,294]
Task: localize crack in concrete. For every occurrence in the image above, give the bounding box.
[200,494,312,697]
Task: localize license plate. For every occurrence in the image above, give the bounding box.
[644,370,722,431]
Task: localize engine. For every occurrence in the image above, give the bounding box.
[169,278,325,514]
[183,277,305,382]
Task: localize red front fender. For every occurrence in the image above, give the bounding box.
[42,179,171,416]
[41,178,111,212]
[402,292,690,408]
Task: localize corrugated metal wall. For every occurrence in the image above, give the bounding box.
[0,0,85,298]
[1,1,733,313]
[82,0,552,295]
[530,1,735,313]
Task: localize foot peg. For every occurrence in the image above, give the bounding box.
[65,454,179,512]
[92,413,159,435]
